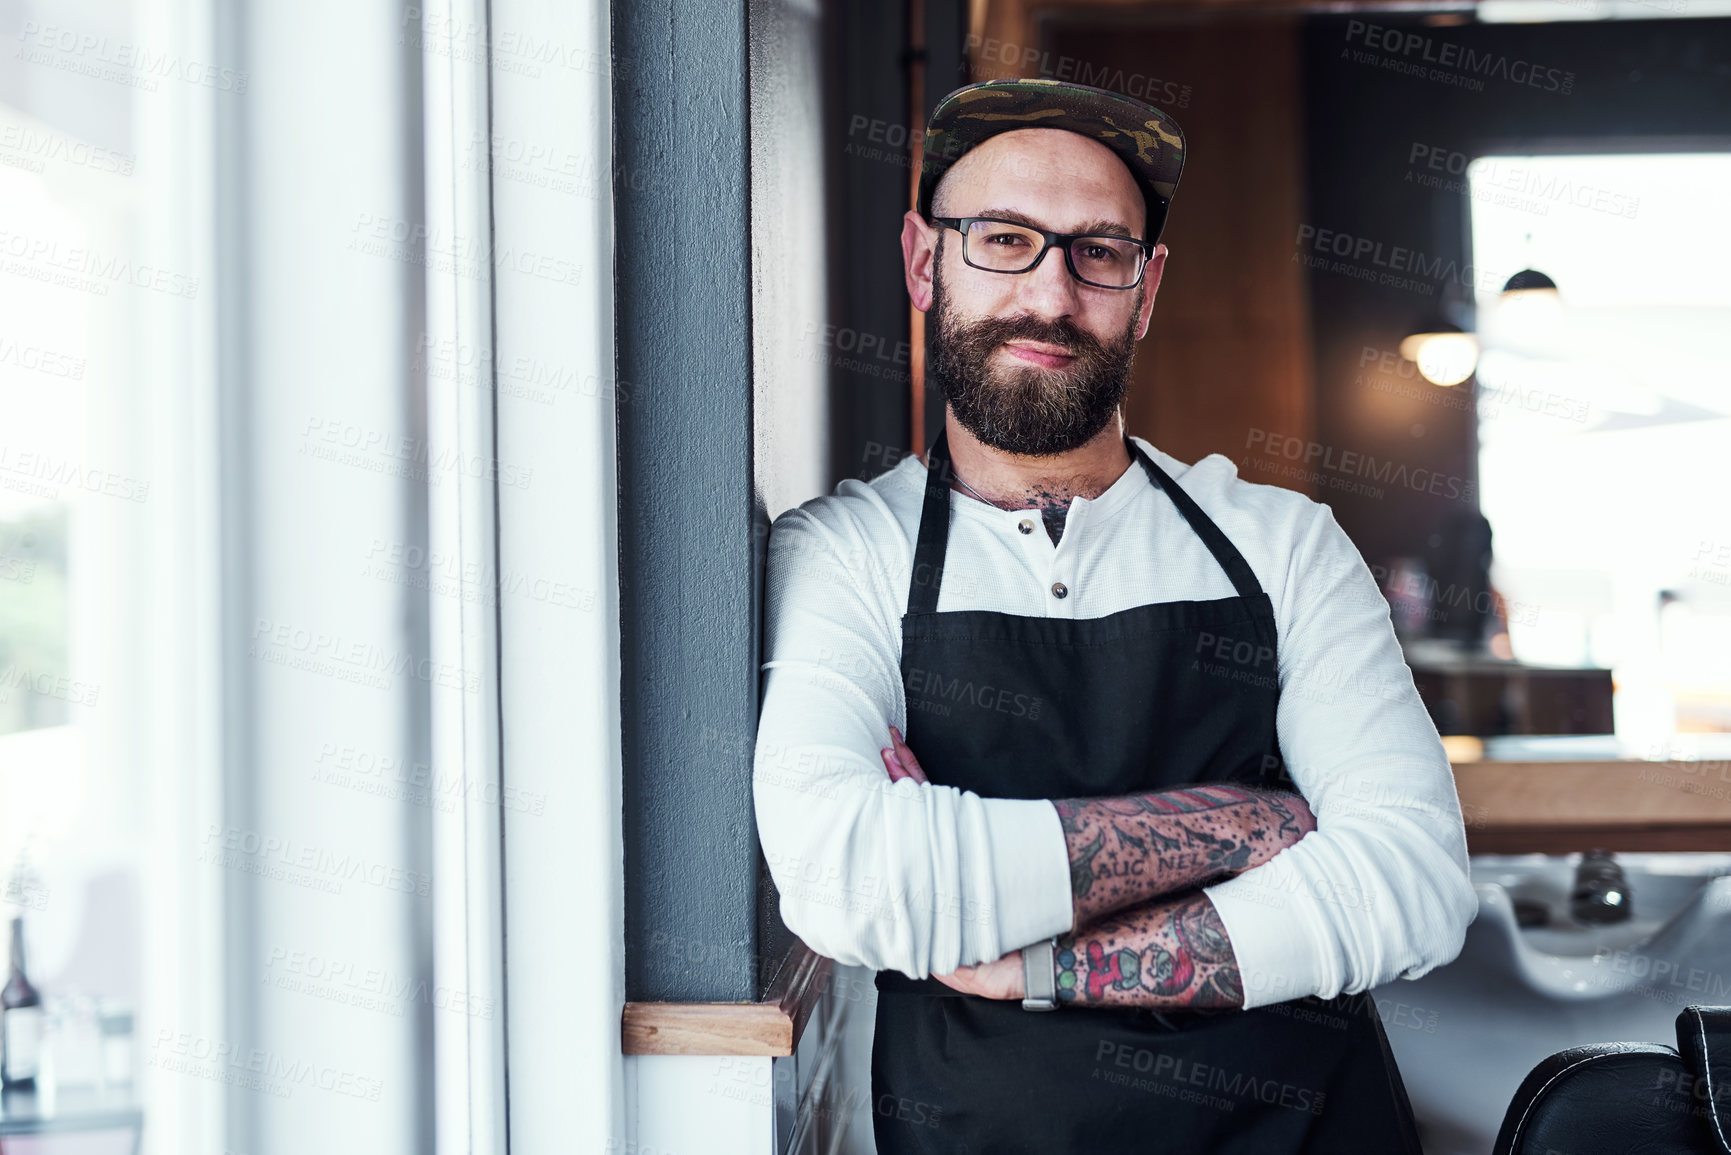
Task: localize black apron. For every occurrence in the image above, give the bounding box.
[870,428,1422,1154]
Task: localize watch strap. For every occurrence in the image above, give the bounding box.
[1021,937,1058,1011]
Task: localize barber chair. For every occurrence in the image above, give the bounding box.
[1493,1006,1731,1154]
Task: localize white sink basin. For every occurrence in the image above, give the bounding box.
[1377,853,1731,1155]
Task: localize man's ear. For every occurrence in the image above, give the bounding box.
[1133,244,1168,341]
[901,211,937,313]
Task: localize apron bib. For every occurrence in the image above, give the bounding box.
[870,429,1422,1154]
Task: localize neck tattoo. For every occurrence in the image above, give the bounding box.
[953,467,1073,546]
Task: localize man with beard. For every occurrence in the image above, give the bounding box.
[752,79,1474,1153]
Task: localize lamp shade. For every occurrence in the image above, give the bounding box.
[1496,268,1563,345]
[1399,316,1479,386]
[1501,268,1558,293]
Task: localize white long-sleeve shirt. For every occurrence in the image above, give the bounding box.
[752,435,1477,1010]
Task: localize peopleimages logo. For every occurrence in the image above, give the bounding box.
[1094,1041,1328,1115]
[1342,20,1574,95]
[1243,430,1474,502]
[1294,224,1505,291]
[964,35,1193,108]
[14,20,249,93]
[905,665,1044,720]
[1406,144,1640,220]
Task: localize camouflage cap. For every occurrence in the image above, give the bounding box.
[917,78,1186,243]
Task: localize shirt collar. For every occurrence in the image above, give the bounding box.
[929,434,1163,527]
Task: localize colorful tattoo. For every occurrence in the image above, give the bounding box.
[1140,942,1194,996]
[1084,942,1144,999]
[1057,893,1242,1011]
[1056,945,1079,1003]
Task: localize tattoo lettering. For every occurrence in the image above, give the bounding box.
[1058,782,1316,928]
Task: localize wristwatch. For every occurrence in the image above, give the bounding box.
[1021,937,1058,1011]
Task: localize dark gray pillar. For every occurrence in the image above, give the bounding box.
[614,0,760,1003]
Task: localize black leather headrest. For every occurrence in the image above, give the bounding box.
[1493,1008,1731,1154]
[1493,1042,1695,1154]
[1677,1007,1731,1154]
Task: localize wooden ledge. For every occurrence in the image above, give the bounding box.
[622,943,833,1056]
[1455,759,1731,855]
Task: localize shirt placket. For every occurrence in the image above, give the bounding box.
[1002,507,1075,618]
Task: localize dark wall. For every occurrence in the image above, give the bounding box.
[822,0,969,484]
[1301,14,1731,569]
[1043,14,1319,479]
[822,0,916,486]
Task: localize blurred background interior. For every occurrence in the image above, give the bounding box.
[1,0,1729,1152]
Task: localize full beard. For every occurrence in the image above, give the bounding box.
[926,254,1141,457]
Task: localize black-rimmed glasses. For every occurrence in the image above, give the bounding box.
[931,216,1154,290]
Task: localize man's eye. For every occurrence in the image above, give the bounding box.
[982,232,1030,247]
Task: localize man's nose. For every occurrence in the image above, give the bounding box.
[1014,242,1080,318]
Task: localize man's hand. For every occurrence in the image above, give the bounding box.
[931,950,1026,1000]
[881,725,927,784]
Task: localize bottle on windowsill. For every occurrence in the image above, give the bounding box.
[2,915,44,1089]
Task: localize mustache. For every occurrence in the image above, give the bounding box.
[953,313,1109,361]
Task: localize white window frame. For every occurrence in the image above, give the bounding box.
[420,0,626,1149]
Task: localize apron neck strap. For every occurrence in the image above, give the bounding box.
[909,428,957,616]
[1126,436,1267,602]
[907,427,1268,615]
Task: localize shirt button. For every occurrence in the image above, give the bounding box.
[1051,582,1068,599]
[1018,519,1035,535]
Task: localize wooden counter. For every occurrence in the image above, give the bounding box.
[1454,759,1731,854]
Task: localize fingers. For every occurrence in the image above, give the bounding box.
[930,969,963,991]
[931,961,1018,1000]
[881,746,909,781]
[888,725,929,784]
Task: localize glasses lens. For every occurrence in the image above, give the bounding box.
[1069,236,1144,288]
[962,220,1046,272]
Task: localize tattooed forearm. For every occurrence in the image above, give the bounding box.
[1055,785,1315,928]
[1055,892,1243,1010]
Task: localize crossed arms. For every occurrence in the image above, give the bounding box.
[880,726,1316,1010]
[752,491,1477,1012]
